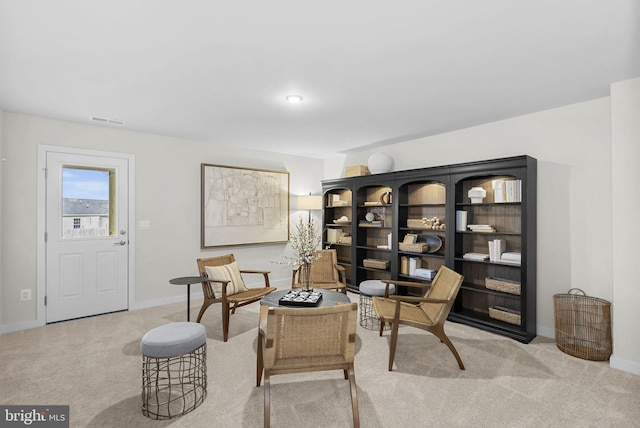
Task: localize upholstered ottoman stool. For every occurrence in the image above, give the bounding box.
[359,280,396,330]
[140,322,207,419]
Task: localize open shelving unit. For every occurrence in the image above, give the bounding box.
[322,155,536,342]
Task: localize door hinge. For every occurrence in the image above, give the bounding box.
[44,295,47,306]
[44,231,48,242]
[43,168,48,179]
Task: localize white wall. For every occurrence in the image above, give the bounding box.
[325,98,614,339]
[3,86,638,374]
[0,109,4,328]
[611,77,640,374]
[0,113,323,329]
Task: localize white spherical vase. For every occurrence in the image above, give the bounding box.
[367,152,393,174]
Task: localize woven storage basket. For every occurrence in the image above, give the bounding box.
[553,288,612,361]
[398,242,428,253]
[488,306,521,325]
[407,219,426,228]
[485,277,521,295]
[363,258,389,269]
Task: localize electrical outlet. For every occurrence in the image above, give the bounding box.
[20,289,32,301]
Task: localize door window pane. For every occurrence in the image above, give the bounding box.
[61,167,115,238]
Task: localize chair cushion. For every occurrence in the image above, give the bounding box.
[205,261,247,298]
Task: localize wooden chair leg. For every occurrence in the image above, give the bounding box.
[348,365,360,428]
[432,326,465,370]
[388,321,399,371]
[196,300,214,323]
[257,332,264,386]
[263,372,271,428]
[379,321,385,336]
[222,305,230,342]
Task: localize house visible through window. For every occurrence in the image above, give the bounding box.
[61,166,113,238]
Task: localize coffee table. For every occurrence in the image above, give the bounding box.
[260,289,351,308]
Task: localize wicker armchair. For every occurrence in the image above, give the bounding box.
[196,254,274,342]
[256,303,360,428]
[291,249,348,294]
[372,266,465,371]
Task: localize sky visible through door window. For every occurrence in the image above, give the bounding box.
[62,168,109,200]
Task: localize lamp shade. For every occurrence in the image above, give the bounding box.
[297,195,323,210]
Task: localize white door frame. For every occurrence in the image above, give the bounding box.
[36,145,136,326]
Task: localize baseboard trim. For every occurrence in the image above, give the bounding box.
[537,325,555,339]
[2,278,292,334]
[610,356,640,376]
[0,319,45,335]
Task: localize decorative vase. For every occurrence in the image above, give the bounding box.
[468,186,487,204]
[367,152,393,174]
[301,262,313,292]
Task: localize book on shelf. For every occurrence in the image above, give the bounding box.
[488,239,506,262]
[400,256,409,274]
[498,259,521,266]
[501,252,521,261]
[492,180,505,203]
[364,201,383,206]
[492,179,522,203]
[463,252,489,261]
[359,220,383,227]
[499,252,521,265]
[414,268,436,280]
[468,224,496,232]
[456,210,468,232]
[409,257,422,275]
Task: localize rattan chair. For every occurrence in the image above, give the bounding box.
[372,266,465,371]
[196,254,274,342]
[291,249,348,294]
[256,303,360,428]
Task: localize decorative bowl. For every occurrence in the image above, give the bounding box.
[424,235,443,253]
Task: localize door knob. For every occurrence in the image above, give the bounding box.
[114,240,127,246]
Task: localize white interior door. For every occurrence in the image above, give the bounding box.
[45,151,129,323]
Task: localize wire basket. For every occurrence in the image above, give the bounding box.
[553,288,612,361]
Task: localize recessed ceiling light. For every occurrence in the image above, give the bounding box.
[286,95,303,104]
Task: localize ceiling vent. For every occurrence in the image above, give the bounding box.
[91,116,125,125]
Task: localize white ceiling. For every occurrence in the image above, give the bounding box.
[1,1,639,159]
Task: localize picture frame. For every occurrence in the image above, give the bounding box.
[201,163,290,248]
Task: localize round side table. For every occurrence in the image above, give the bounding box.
[169,276,209,321]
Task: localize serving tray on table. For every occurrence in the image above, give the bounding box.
[278,290,323,307]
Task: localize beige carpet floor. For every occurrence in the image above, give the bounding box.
[1,290,639,427]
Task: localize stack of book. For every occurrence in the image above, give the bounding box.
[500,252,521,265]
[400,256,424,274]
[414,268,436,280]
[463,252,489,261]
[467,224,496,233]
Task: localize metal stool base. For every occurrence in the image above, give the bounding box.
[359,294,389,330]
[141,343,207,419]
